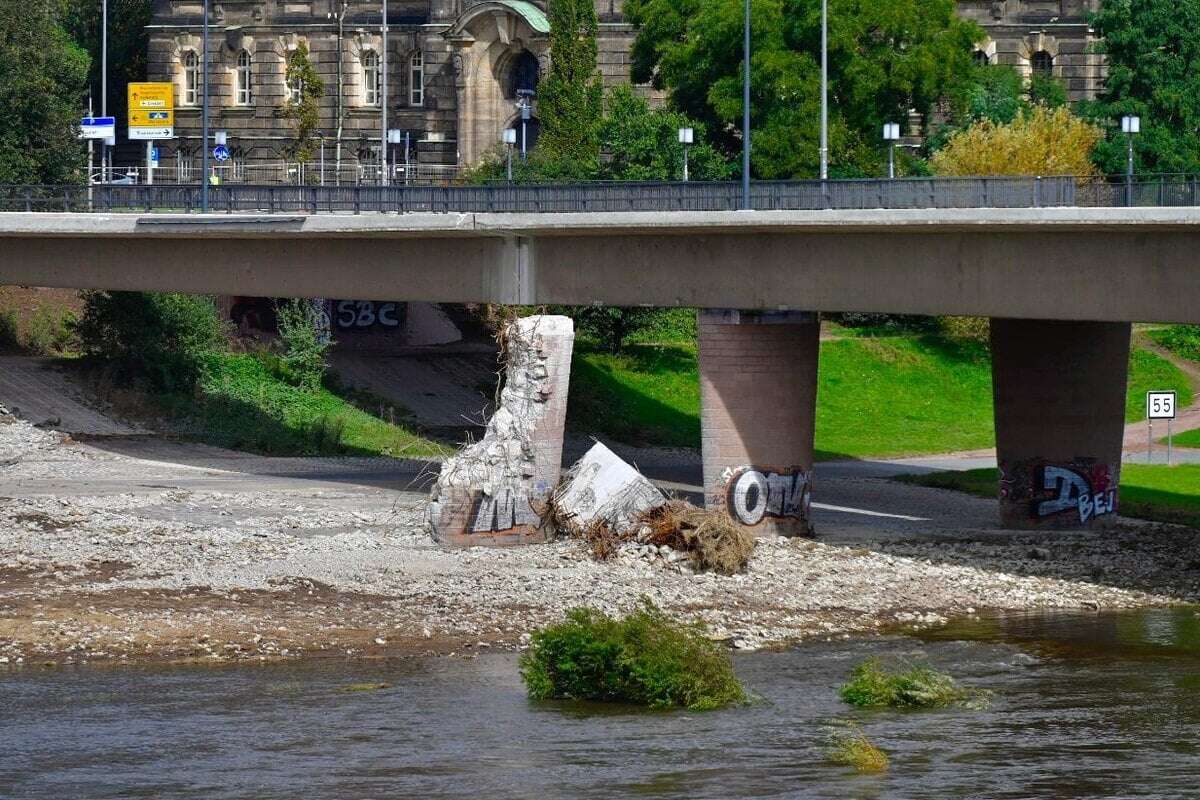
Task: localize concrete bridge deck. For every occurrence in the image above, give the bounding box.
[2,207,1199,324]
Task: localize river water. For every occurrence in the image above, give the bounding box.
[4,609,1199,799]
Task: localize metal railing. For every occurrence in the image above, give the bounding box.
[3,174,1199,215]
[94,162,465,187]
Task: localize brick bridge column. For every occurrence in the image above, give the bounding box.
[698,309,820,537]
[990,318,1131,529]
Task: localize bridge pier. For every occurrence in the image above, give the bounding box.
[698,309,819,536]
[990,318,1131,529]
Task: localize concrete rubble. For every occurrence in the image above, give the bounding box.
[552,441,667,535]
[427,315,574,547]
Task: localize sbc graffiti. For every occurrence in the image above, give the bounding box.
[333,300,404,330]
[723,466,811,527]
[1002,460,1117,524]
[471,489,540,533]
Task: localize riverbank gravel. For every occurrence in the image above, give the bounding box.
[0,408,1195,668]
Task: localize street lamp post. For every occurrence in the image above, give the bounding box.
[1122,115,1140,208]
[518,95,532,161]
[741,0,750,209]
[678,127,693,182]
[387,128,402,184]
[201,0,210,212]
[882,122,900,179]
[819,0,828,181]
[380,0,389,185]
[503,128,516,181]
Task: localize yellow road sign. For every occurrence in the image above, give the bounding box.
[129,109,174,127]
[128,82,174,111]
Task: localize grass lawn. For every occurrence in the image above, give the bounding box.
[156,352,445,458]
[568,334,1191,459]
[897,465,1200,529]
[1177,428,1200,448]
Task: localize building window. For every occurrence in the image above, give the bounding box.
[1031,50,1054,77]
[973,50,990,67]
[183,50,199,106]
[409,51,423,106]
[236,49,254,105]
[363,50,380,106]
[288,73,303,104]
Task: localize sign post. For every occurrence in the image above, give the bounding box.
[128,83,174,187]
[1146,391,1177,465]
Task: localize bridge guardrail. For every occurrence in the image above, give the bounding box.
[4,174,1199,215]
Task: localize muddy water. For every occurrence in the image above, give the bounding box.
[4,609,1200,799]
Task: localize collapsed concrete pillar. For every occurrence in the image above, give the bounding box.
[990,318,1131,529]
[698,309,820,537]
[427,315,574,546]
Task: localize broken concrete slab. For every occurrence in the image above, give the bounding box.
[553,441,667,535]
[427,315,574,547]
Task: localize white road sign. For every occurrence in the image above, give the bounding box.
[1147,391,1177,420]
[129,127,172,141]
[79,116,115,140]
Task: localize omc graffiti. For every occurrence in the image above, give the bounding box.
[1001,460,1118,525]
[722,466,812,527]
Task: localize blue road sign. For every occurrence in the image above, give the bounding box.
[79,116,116,140]
[212,144,230,162]
[150,147,160,166]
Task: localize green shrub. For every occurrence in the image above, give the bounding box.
[939,316,990,346]
[76,291,226,391]
[0,310,20,351]
[24,307,77,355]
[827,726,889,773]
[839,657,988,709]
[275,299,330,391]
[519,602,747,710]
[1149,325,1200,363]
[565,307,681,354]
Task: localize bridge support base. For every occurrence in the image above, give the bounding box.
[698,309,819,537]
[990,318,1131,530]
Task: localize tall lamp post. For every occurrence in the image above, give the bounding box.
[1122,114,1140,208]
[678,127,693,182]
[882,122,900,179]
[741,0,750,209]
[101,0,108,181]
[200,0,210,212]
[380,0,389,185]
[503,128,516,181]
[819,0,828,181]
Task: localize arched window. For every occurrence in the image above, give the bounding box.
[183,50,199,106]
[973,50,990,67]
[409,51,424,106]
[507,50,539,99]
[1031,50,1054,77]
[363,50,380,106]
[287,53,303,104]
[236,49,253,105]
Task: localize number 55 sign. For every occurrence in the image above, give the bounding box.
[1147,391,1177,420]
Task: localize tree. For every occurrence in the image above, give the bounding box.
[600,85,732,181]
[930,106,1102,177]
[281,43,325,164]
[623,0,982,178]
[0,0,90,184]
[1086,0,1200,175]
[63,0,151,143]
[928,64,1066,152]
[536,0,605,177]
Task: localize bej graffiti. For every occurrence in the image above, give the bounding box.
[722,466,811,526]
[1001,460,1117,524]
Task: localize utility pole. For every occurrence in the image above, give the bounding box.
[201,0,210,212]
[741,0,750,209]
[102,0,109,181]
[819,0,828,181]
[381,0,388,185]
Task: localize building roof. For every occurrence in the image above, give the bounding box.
[494,0,549,34]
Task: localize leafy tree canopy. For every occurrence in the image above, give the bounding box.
[1085,0,1200,174]
[535,0,605,177]
[62,0,151,132]
[931,106,1102,177]
[623,0,983,178]
[600,85,732,181]
[281,43,325,164]
[0,0,90,183]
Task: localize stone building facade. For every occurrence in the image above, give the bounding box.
[145,0,1105,177]
[145,0,640,178]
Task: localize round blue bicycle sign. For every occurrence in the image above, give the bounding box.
[212,144,230,162]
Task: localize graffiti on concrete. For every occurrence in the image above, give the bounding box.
[723,466,811,526]
[1002,460,1117,524]
[470,489,541,533]
[333,300,403,330]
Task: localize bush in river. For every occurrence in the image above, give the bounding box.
[839,657,989,710]
[519,601,747,710]
[827,726,889,773]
